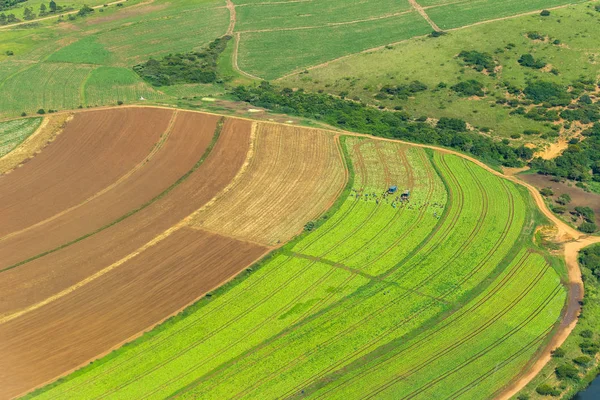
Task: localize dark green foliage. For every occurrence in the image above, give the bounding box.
[552,347,566,357]
[231,83,533,167]
[536,383,561,396]
[580,329,594,339]
[437,117,467,132]
[517,394,530,400]
[524,81,572,106]
[579,340,600,355]
[0,0,26,11]
[134,36,231,87]
[77,5,94,17]
[573,355,592,366]
[525,107,560,121]
[540,187,554,197]
[379,81,427,100]
[304,221,315,231]
[518,53,547,69]
[458,50,495,73]
[580,245,600,280]
[574,206,595,222]
[540,10,551,16]
[551,205,566,214]
[451,79,485,97]
[555,363,580,381]
[560,102,600,124]
[526,31,545,40]
[579,222,598,234]
[556,193,571,205]
[22,6,35,20]
[36,109,45,115]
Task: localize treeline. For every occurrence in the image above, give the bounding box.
[133,36,230,86]
[0,0,26,11]
[231,82,533,167]
[532,123,600,182]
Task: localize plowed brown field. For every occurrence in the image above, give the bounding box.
[0,228,266,398]
[0,110,215,269]
[0,111,259,399]
[191,123,347,245]
[0,108,174,237]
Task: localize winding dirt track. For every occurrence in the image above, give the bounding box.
[0,111,260,399]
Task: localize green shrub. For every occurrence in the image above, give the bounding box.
[573,355,592,366]
[552,347,566,357]
[518,53,547,69]
[579,340,600,355]
[451,80,485,97]
[540,187,554,197]
[536,383,561,396]
[579,222,598,234]
[555,363,580,381]
[458,50,495,73]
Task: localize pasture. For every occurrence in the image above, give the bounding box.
[20,129,565,400]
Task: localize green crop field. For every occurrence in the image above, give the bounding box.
[27,137,564,400]
[0,117,41,156]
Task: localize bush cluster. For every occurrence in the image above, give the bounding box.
[232,83,533,167]
[133,36,231,86]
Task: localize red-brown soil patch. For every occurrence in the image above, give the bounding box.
[0,115,250,316]
[520,173,600,226]
[0,108,174,237]
[0,111,214,268]
[0,114,255,398]
[0,228,266,399]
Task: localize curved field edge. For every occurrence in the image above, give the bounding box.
[0,116,224,274]
[23,134,568,399]
[19,134,355,400]
[0,117,42,158]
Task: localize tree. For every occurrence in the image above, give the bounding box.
[540,187,554,197]
[49,0,57,12]
[551,347,566,357]
[518,53,546,69]
[556,193,571,205]
[536,384,561,396]
[437,117,467,132]
[555,363,580,381]
[579,222,598,234]
[39,3,47,15]
[573,355,592,366]
[36,109,45,115]
[77,4,94,17]
[22,6,35,20]
[540,10,551,16]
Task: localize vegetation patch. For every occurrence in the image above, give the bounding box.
[133,36,231,87]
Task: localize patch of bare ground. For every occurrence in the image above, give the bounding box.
[0,114,71,175]
[190,122,346,246]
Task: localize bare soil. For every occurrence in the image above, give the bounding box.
[0,114,255,399]
[520,173,600,226]
[0,108,173,238]
[0,228,266,399]
[0,111,214,269]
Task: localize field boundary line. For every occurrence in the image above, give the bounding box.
[0,111,178,244]
[232,33,261,80]
[408,0,440,31]
[236,10,414,34]
[274,2,580,81]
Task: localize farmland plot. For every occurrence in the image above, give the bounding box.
[28,135,563,400]
[0,117,42,157]
[191,123,346,246]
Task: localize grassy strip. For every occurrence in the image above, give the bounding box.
[23,131,356,399]
[2,117,225,274]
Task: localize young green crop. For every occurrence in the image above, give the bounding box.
[0,117,42,156]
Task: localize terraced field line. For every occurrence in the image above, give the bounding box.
[408,0,441,31]
[232,33,261,80]
[0,111,178,244]
[308,251,533,399]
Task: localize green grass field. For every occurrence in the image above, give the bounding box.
[282,2,600,140]
[26,137,564,400]
[0,117,41,156]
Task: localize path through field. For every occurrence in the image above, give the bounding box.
[408,0,441,31]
